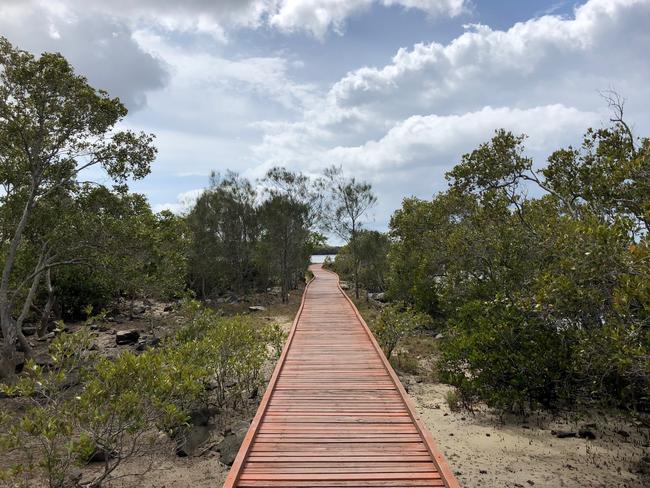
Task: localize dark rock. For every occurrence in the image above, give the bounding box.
[163,304,174,312]
[22,326,37,336]
[34,353,53,369]
[189,407,219,427]
[616,429,630,438]
[14,358,25,374]
[87,448,116,463]
[132,305,147,316]
[636,455,650,475]
[216,423,249,466]
[248,306,266,312]
[68,468,83,485]
[116,330,140,345]
[175,424,212,457]
[551,430,577,439]
[578,429,596,440]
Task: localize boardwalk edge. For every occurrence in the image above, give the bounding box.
[222,275,315,488]
[324,268,461,488]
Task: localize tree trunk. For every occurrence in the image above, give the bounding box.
[0,185,37,381]
[0,309,18,381]
[38,268,55,337]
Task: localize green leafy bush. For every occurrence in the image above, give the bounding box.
[439,299,573,412]
[372,303,432,359]
[1,301,281,486]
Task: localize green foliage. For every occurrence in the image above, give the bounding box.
[333,230,390,293]
[0,37,158,379]
[445,390,461,412]
[187,168,321,299]
[440,299,572,412]
[0,301,282,486]
[372,303,431,359]
[389,118,650,412]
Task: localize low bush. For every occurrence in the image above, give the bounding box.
[0,301,281,487]
[372,303,432,359]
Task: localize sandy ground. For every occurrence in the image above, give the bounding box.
[409,381,649,488]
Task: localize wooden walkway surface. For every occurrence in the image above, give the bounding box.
[224,264,459,488]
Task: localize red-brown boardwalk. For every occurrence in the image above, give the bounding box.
[224,264,459,488]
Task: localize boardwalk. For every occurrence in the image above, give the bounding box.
[224,264,459,488]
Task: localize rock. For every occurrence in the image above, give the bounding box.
[189,407,219,427]
[175,424,213,457]
[616,429,630,438]
[368,292,387,302]
[132,305,147,316]
[116,330,140,345]
[37,332,55,342]
[135,337,160,352]
[636,455,650,475]
[87,448,116,463]
[578,429,597,440]
[216,423,249,466]
[435,333,444,340]
[34,353,53,369]
[22,326,37,336]
[340,282,350,290]
[551,430,577,439]
[67,468,83,485]
[249,306,266,312]
[163,304,174,312]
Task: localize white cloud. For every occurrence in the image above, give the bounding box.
[2,0,468,42]
[251,0,650,226]
[153,188,205,214]
[269,0,468,38]
[327,105,599,173]
[330,0,650,118]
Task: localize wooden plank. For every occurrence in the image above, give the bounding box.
[223,264,459,488]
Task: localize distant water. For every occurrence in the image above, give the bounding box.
[311,254,337,264]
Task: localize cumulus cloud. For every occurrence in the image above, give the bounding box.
[251,0,650,225]
[330,0,650,119]
[327,105,599,173]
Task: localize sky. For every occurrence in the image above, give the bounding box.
[1,0,649,231]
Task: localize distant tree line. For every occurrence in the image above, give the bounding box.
[186,168,321,302]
